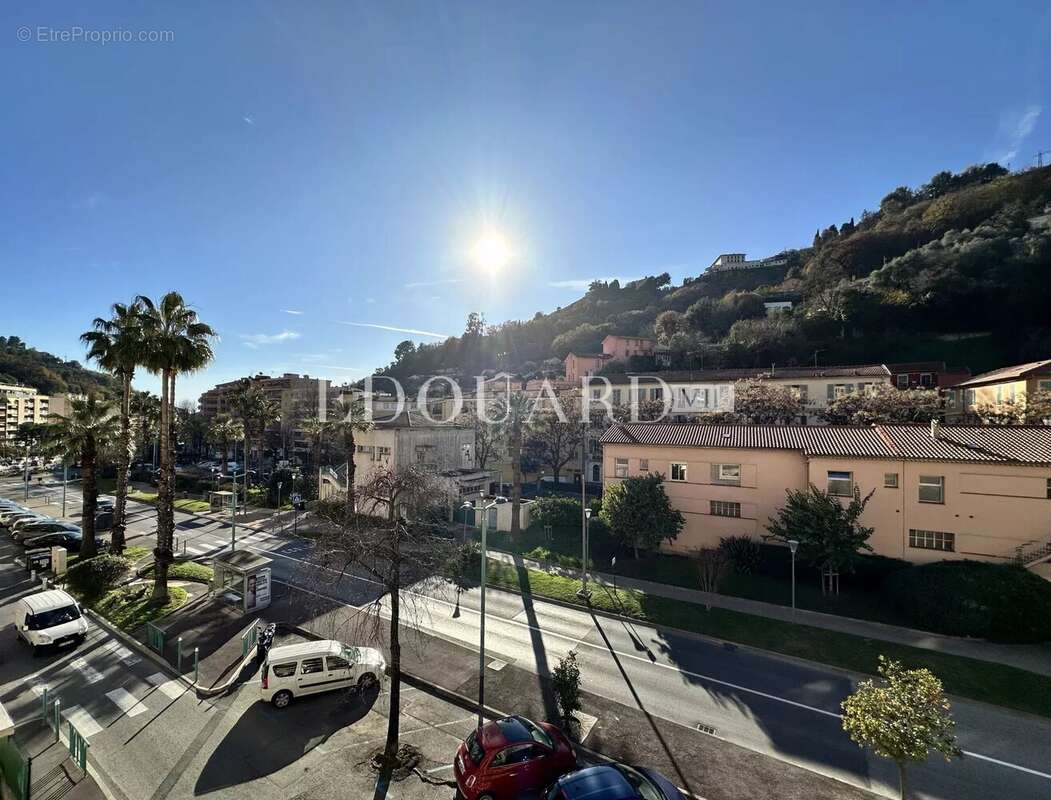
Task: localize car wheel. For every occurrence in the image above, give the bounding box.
[271,690,293,709]
[477,794,495,800]
[357,672,378,691]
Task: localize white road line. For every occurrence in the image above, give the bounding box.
[69,657,105,685]
[61,705,102,737]
[145,673,186,700]
[105,687,148,718]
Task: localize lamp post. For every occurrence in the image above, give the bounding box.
[788,539,799,612]
[230,469,247,551]
[578,508,592,600]
[62,463,68,517]
[277,481,283,510]
[463,498,498,729]
[577,421,591,602]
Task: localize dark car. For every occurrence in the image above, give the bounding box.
[13,521,78,542]
[543,764,685,800]
[94,511,114,531]
[24,529,107,553]
[454,715,577,800]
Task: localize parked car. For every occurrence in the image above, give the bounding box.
[94,511,114,531]
[260,639,386,708]
[11,516,57,539]
[543,764,686,800]
[13,589,89,654]
[12,521,79,541]
[24,529,105,554]
[3,512,49,532]
[454,715,577,800]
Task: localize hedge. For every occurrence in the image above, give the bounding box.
[66,555,133,602]
[885,560,1051,643]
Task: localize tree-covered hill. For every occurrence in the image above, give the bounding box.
[379,164,1051,382]
[0,336,117,396]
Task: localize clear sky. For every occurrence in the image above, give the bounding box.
[2,1,1049,403]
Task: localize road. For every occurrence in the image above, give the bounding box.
[4,475,1050,800]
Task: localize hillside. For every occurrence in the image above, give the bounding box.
[0,335,118,396]
[379,164,1051,382]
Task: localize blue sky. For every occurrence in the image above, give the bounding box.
[1,1,1049,403]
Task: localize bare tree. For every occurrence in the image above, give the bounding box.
[695,547,729,609]
[307,466,455,795]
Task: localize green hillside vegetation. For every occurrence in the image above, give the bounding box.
[378,164,1051,382]
[0,335,118,396]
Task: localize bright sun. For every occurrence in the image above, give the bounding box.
[471,230,513,272]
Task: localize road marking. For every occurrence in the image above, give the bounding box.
[101,641,141,665]
[70,657,105,684]
[962,752,1051,780]
[145,673,186,700]
[61,705,102,737]
[105,688,148,718]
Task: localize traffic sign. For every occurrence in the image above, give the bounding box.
[292,493,302,504]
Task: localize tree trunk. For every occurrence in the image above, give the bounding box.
[898,762,909,800]
[345,430,356,510]
[112,374,132,555]
[152,370,172,603]
[383,578,402,767]
[633,542,639,559]
[80,445,98,560]
[510,424,522,534]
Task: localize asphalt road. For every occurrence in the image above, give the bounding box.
[4,476,1050,800]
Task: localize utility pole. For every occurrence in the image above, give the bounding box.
[1036,150,1050,168]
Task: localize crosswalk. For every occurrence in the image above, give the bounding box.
[176,527,285,558]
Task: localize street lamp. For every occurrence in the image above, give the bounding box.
[578,507,593,600]
[462,498,498,729]
[788,539,799,612]
[277,481,283,510]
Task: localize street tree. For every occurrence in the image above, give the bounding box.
[232,381,281,482]
[766,484,875,594]
[309,466,454,793]
[734,380,806,424]
[695,547,729,609]
[131,390,160,463]
[138,292,216,604]
[552,650,583,728]
[599,473,684,558]
[822,385,941,425]
[49,396,120,560]
[207,415,243,476]
[524,408,586,485]
[81,299,147,555]
[842,657,961,799]
[327,395,372,507]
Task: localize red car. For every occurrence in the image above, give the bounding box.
[454,715,577,800]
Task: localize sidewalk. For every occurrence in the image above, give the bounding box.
[487,550,1051,677]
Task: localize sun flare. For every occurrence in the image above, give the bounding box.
[471,230,513,272]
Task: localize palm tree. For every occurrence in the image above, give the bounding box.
[326,396,371,507]
[138,293,216,603]
[299,415,327,492]
[50,396,119,560]
[81,300,146,556]
[231,382,280,485]
[131,391,160,464]
[207,415,243,476]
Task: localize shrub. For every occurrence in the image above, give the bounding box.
[885,560,1051,643]
[530,496,583,530]
[719,536,762,574]
[552,650,582,724]
[66,555,133,602]
[850,553,909,591]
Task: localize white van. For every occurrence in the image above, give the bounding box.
[260,639,386,708]
[14,590,89,654]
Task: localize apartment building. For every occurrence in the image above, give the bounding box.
[563,335,667,381]
[946,359,1051,419]
[705,252,789,273]
[0,384,49,441]
[885,361,971,391]
[601,421,1051,568]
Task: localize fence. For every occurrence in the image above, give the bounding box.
[241,625,258,659]
[0,736,30,800]
[146,622,165,653]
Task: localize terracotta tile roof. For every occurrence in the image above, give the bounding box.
[587,364,890,384]
[601,422,1051,465]
[952,359,1051,388]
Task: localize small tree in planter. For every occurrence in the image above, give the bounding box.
[552,650,583,734]
[842,657,961,799]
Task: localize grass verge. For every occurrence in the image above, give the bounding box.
[141,560,214,583]
[92,586,189,631]
[128,490,211,514]
[486,559,1051,718]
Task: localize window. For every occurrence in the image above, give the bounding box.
[614,458,628,478]
[710,500,741,518]
[909,529,955,552]
[896,374,909,389]
[965,388,975,408]
[920,373,933,387]
[918,475,944,503]
[491,744,538,768]
[612,389,622,405]
[300,657,324,674]
[788,384,808,401]
[271,663,297,678]
[884,473,899,489]
[650,387,663,401]
[1039,380,1051,392]
[670,463,687,482]
[827,470,853,497]
[591,389,601,399]
[326,656,350,671]
[716,463,740,481]
[639,459,649,471]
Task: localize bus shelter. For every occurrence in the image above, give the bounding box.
[209,490,235,512]
[212,551,272,614]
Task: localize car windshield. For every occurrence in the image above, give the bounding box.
[27,604,81,631]
[614,765,664,800]
[516,716,554,749]
[464,729,485,765]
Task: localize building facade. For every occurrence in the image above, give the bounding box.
[886,362,971,391]
[706,252,789,273]
[601,421,1051,569]
[0,385,49,441]
[946,359,1051,420]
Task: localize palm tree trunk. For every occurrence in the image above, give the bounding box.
[346,430,356,509]
[152,370,172,603]
[112,374,132,555]
[81,443,98,560]
[510,423,522,534]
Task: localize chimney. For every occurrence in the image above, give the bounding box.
[930,419,941,439]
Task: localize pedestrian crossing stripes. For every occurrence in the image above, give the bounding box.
[105,687,149,717]
[61,705,103,737]
[101,640,141,665]
[70,657,105,684]
[146,672,185,699]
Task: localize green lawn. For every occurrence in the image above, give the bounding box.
[485,558,1051,718]
[141,560,214,584]
[92,586,189,631]
[67,545,150,570]
[128,490,211,514]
